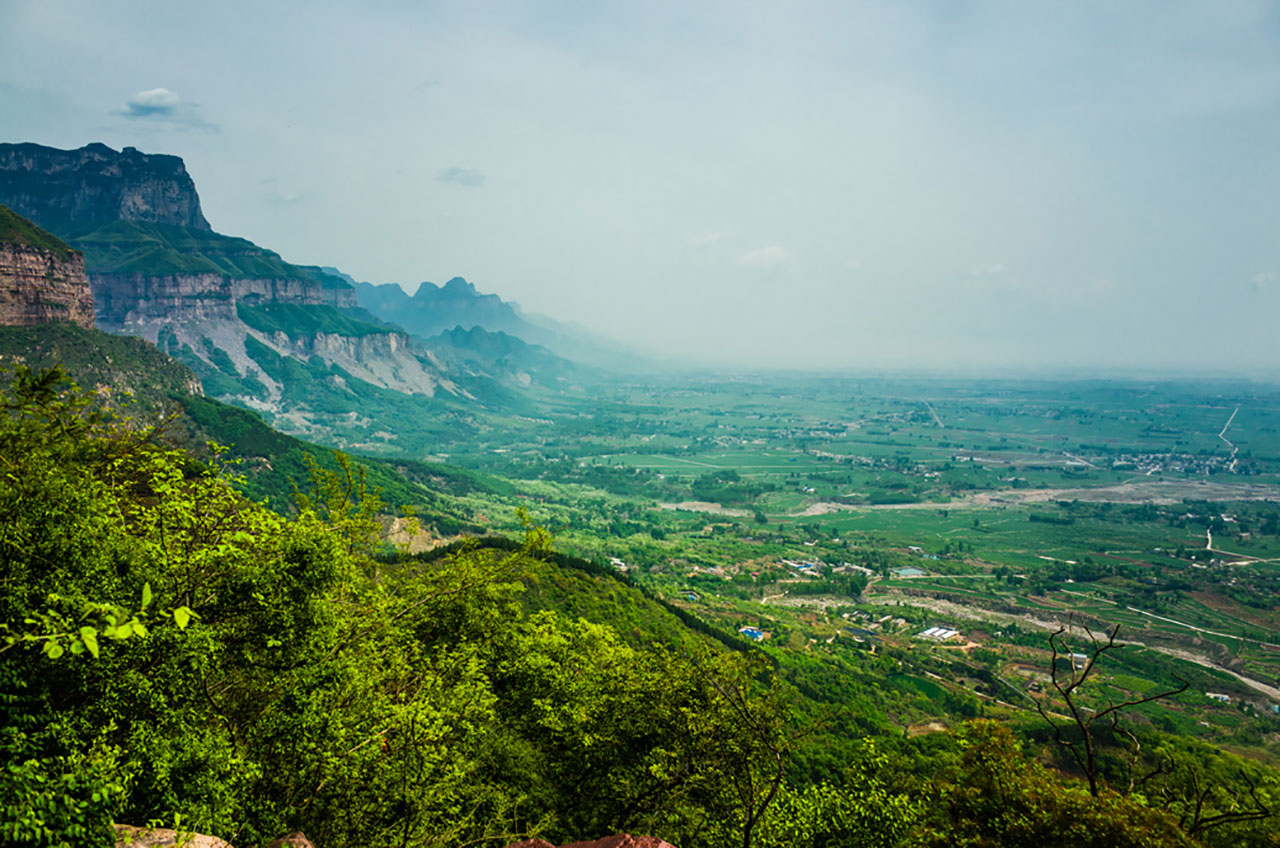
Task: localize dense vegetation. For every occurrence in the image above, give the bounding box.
[5,368,1279,848]
[60,220,330,281]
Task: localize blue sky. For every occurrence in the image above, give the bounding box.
[3,0,1279,374]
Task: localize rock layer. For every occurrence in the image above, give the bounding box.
[0,241,94,329]
[92,271,356,328]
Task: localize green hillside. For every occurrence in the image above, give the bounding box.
[61,219,322,279]
[237,302,390,338]
[0,323,194,412]
[0,204,78,260]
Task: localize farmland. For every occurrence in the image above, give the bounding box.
[395,374,1280,762]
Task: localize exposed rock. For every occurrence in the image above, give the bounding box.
[91,271,355,329]
[266,832,315,848]
[506,836,677,848]
[259,329,452,397]
[0,142,210,231]
[563,837,677,848]
[113,824,233,848]
[0,207,94,329]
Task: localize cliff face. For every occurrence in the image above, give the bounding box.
[93,272,356,329]
[0,243,95,329]
[0,206,95,329]
[0,142,210,231]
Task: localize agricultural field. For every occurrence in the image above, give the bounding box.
[392,374,1280,763]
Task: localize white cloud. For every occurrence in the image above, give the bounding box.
[738,245,789,268]
[117,88,214,128]
[1252,271,1276,290]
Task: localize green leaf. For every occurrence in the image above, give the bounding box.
[141,582,153,610]
[132,619,149,638]
[43,640,64,660]
[174,607,191,629]
[80,626,99,658]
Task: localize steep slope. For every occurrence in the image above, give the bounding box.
[0,205,94,328]
[0,143,481,448]
[0,319,482,532]
[0,141,209,230]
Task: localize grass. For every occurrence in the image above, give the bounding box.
[64,220,320,280]
[0,204,78,260]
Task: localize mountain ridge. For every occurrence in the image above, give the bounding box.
[0,141,210,231]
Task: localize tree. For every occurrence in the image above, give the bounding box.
[1034,617,1187,798]
[757,739,918,848]
[910,721,1196,848]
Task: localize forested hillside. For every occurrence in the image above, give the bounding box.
[4,368,1277,848]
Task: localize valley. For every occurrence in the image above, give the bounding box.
[374,376,1280,763]
[3,142,1280,847]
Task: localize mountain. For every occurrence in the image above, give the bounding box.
[0,205,94,329]
[357,276,527,338]
[0,143,491,451]
[429,324,588,387]
[0,141,209,231]
[355,276,642,369]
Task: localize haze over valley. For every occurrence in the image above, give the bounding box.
[4,4,1280,848]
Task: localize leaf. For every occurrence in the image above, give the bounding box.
[132,619,149,638]
[141,582,153,610]
[174,607,191,629]
[43,641,64,660]
[79,626,99,658]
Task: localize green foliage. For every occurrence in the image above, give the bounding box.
[236,302,389,339]
[63,220,317,279]
[909,721,1197,848]
[758,740,918,848]
[0,323,197,415]
[0,204,78,261]
[0,368,804,848]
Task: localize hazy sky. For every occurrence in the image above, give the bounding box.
[3,1,1279,374]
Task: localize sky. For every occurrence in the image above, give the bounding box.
[3,0,1280,375]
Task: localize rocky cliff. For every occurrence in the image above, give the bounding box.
[93,270,356,329]
[0,142,210,231]
[0,205,94,328]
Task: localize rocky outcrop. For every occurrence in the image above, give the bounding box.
[258,328,458,397]
[92,272,356,328]
[0,142,210,231]
[0,213,94,329]
[113,824,232,848]
[235,277,356,309]
[506,836,677,848]
[113,826,316,848]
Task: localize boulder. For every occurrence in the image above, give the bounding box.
[113,824,233,848]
